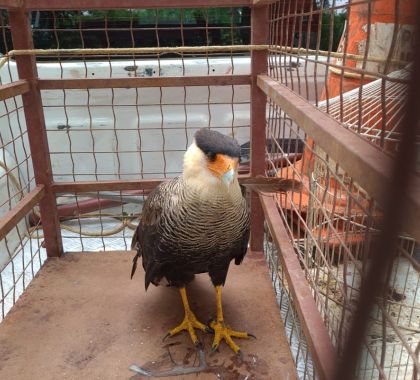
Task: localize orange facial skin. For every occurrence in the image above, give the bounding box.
[207,154,239,178]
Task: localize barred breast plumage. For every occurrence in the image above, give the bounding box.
[131,175,250,289]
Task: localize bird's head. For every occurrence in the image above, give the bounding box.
[183,129,241,189]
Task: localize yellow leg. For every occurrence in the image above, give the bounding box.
[209,285,252,354]
[166,287,208,346]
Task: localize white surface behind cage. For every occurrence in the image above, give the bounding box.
[0,56,327,182]
[0,148,28,271]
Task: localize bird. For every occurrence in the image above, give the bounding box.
[131,128,300,354]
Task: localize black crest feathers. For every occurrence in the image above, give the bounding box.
[194,129,241,159]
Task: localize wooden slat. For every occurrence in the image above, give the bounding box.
[0,186,45,241]
[38,75,251,90]
[249,4,269,252]
[252,0,276,5]
[52,180,162,193]
[52,175,252,193]
[9,9,64,257]
[257,74,420,244]
[260,194,337,380]
[0,0,22,8]
[24,0,250,10]
[0,80,30,101]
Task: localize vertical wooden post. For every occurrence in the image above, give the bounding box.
[9,9,63,257]
[250,4,269,252]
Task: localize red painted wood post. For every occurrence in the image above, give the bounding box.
[250,4,269,252]
[9,9,63,257]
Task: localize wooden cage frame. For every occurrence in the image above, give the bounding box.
[0,1,419,379]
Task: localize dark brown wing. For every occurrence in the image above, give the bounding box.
[234,222,250,265]
[130,182,165,281]
[130,178,180,289]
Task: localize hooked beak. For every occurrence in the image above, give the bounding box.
[222,167,235,186]
[207,154,239,186]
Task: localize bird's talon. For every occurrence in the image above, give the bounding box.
[210,320,250,354]
[248,333,256,339]
[236,350,244,362]
[210,345,219,355]
[162,332,171,342]
[166,307,207,346]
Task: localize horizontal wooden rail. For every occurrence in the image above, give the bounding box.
[22,0,250,10]
[252,0,276,5]
[0,0,22,8]
[257,74,420,243]
[0,80,30,101]
[0,185,45,241]
[38,75,251,90]
[260,194,337,380]
[52,180,161,193]
[52,175,252,193]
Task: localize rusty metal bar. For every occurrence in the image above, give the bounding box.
[23,0,250,10]
[0,80,29,101]
[0,185,45,241]
[257,74,420,244]
[260,194,337,380]
[9,9,63,257]
[334,4,420,378]
[38,75,251,90]
[249,4,269,252]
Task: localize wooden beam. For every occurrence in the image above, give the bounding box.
[24,0,250,10]
[257,74,420,244]
[260,194,337,380]
[38,75,251,90]
[0,80,30,101]
[0,0,23,8]
[9,9,63,257]
[252,0,276,6]
[0,186,45,241]
[249,4,269,252]
[52,179,162,193]
[52,175,252,193]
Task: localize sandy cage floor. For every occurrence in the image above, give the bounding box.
[0,251,297,380]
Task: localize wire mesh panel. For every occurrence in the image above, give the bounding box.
[264,229,316,380]
[268,0,417,155]
[263,0,420,378]
[0,204,46,323]
[0,9,44,322]
[31,8,251,180]
[0,7,252,253]
[264,107,419,378]
[0,12,35,214]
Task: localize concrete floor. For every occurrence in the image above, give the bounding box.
[0,251,297,380]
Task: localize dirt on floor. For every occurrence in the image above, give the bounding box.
[0,251,297,380]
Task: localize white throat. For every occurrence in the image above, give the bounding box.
[183,142,219,187]
[182,141,242,200]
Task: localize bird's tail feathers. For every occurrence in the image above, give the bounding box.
[130,252,140,279]
[131,227,140,251]
[130,226,141,279]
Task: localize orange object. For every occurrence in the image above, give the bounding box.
[321,0,415,99]
[280,0,415,247]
